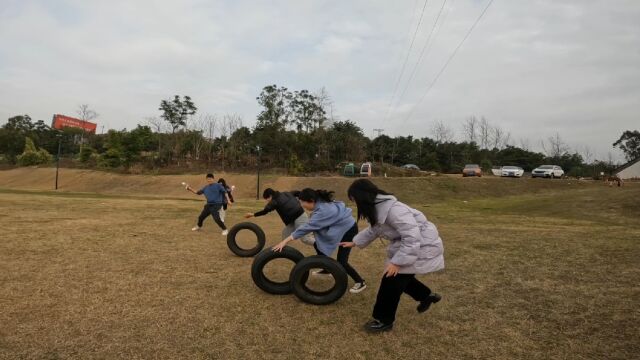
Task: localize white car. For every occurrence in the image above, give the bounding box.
[532,165,564,178]
[501,166,525,177]
[401,164,420,171]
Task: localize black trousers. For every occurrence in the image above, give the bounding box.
[197,203,226,230]
[314,223,364,284]
[372,274,432,324]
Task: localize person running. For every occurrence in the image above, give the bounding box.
[341,179,444,333]
[245,188,314,245]
[217,178,234,222]
[186,173,232,236]
[272,188,366,294]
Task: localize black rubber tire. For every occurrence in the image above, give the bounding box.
[227,222,266,257]
[289,255,348,305]
[251,246,308,295]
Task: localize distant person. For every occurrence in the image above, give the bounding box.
[272,188,367,294]
[245,188,314,245]
[341,179,444,333]
[186,173,232,236]
[217,178,235,222]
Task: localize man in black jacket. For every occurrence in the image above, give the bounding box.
[245,188,314,245]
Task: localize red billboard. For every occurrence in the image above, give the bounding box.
[51,114,97,133]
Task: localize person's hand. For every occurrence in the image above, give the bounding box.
[244,213,254,219]
[340,242,356,248]
[272,240,288,252]
[384,263,400,277]
[226,202,232,208]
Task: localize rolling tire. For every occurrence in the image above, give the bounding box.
[289,255,348,305]
[251,246,307,295]
[227,222,266,257]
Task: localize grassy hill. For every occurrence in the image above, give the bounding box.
[0,167,606,204]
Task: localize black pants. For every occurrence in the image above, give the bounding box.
[197,203,226,230]
[314,223,364,284]
[372,274,432,324]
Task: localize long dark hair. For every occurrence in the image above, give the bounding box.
[347,179,392,225]
[298,188,334,203]
[217,178,228,188]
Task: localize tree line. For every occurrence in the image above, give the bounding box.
[1,85,638,178]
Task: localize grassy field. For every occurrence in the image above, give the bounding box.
[0,174,638,359]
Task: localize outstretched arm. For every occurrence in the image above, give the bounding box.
[186,186,201,195]
[246,199,277,218]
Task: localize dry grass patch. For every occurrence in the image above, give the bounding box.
[0,184,638,359]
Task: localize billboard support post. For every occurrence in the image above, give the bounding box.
[55,134,62,190]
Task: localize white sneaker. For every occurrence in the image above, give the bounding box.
[350,282,367,294]
[192,226,201,231]
[221,230,229,236]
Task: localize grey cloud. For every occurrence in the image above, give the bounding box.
[0,0,638,161]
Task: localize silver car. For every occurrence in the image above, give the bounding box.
[532,165,564,178]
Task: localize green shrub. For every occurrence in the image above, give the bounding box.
[480,159,493,173]
[98,148,124,168]
[79,146,96,163]
[288,153,304,176]
[17,137,53,166]
[567,166,586,178]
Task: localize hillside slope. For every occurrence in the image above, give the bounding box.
[0,168,608,203]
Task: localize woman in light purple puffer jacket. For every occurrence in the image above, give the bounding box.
[341,179,444,333]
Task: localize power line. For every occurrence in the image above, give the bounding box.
[382,0,430,122]
[393,0,449,111]
[402,0,495,126]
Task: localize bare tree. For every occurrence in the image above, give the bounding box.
[76,104,99,145]
[519,137,531,151]
[315,87,333,128]
[462,116,478,143]
[201,114,217,141]
[478,116,491,149]
[220,113,243,138]
[491,125,504,150]
[146,116,168,133]
[431,120,454,144]
[145,116,167,153]
[542,132,569,158]
[188,114,214,160]
[218,113,244,170]
[77,104,98,123]
[581,145,594,165]
[501,131,512,149]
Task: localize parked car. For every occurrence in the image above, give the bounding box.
[360,162,372,177]
[500,166,524,177]
[343,162,356,177]
[462,164,482,177]
[401,164,420,171]
[532,165,564,178]
[491,166,503,176]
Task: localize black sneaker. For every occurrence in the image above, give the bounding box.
[417,293,442,313]
[364,319,393,333]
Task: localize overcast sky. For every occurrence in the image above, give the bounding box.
[1,0,638,162]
